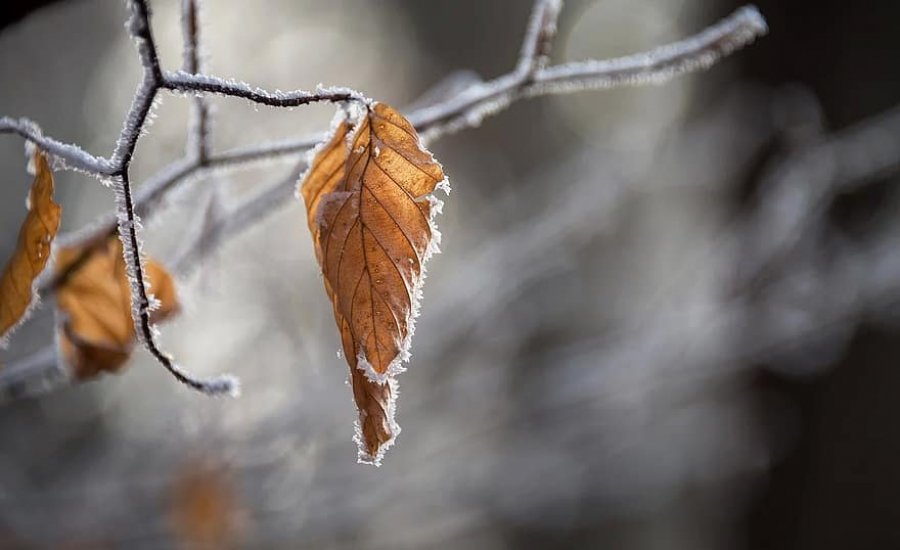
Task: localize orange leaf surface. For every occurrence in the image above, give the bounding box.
[300,103,448,464]
[55,238,179,380]
[0,149,61,344]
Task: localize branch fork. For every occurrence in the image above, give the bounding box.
[0,0,768,397]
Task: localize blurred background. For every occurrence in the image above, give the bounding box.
[1,0,899,548]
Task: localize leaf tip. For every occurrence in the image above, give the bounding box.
[356,351,406,385]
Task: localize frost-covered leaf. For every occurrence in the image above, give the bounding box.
[0,149,61,345]
[299,103,448,465]
[54,238,179,380]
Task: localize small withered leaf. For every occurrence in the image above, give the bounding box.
[170,457,242,549]
[0,150,61,345]
[299,103,447,465]
[55,238,179,380]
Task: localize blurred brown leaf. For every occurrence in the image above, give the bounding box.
[55,238,179,380]
[0,149,61,343]
[170,458,241,549]
[300,103,446,463]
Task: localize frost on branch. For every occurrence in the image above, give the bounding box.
[299,103,448,464]
[526,5,768,95]
[0,0,771,463]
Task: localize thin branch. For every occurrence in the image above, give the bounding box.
[0,1,769,398]
[528,6,767,93]
[151,3,769,161]
[111,0,236,395]
[180,0,201,75]
[1,3,769,246]
[516,0,563,77]
[115,167,237,395]
[162,72,367,107]
[0,117,112,174]
[413,5,768,140]
[1,5,765,178]
[125,0,162,82]
[43,160,201,302]
[181,0,211,163]
[205,139,315,168]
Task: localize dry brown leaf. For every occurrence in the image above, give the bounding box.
[169,458,242,549]
[0,149,61,344]
[55,238,179,380]
[300,102,447,464]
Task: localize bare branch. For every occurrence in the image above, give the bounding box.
[125,0,162,82]
[528,6,767,93]
[109,0,237,395]
[162,72,367,108]
[0,1,769,242]
[0,2,770,399]
[0,117,113,175]
[517,0,563,77]
[414,5,768,140]
[180,0,201,75]
[114,168,238,395]
[0,0,173,177]
[1,5,765,179]
[169,4,769,158]
[205,139,315,168]
[181,0,211,163]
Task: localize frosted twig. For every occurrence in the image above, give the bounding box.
[7,3,768,245]
[412,5,768,140]
[206,139,319,168]
[1,4,765,178]
[180,0,201,75]
[528,6,767,93]
[127,0,162,82]
[150,3,768,161]
[0,1,769,398]
[110,0,235,395]
[181,0,211,163]
[516,0,563,77]
[162,72,367,108]
[0,117,112,174]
